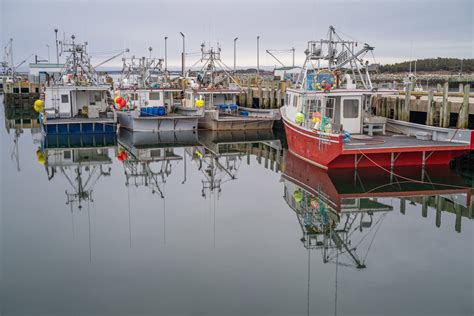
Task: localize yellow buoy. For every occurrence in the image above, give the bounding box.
[33,99,44,113]
[295,112,304,125]
[293,190,303,203]
[36,149,46,164]
[195,99,205,107]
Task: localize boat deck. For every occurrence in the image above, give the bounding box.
[218,116,275,121]
[135,113,201,120]
[343,133,468,151]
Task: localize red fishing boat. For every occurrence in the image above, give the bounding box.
[281,26,474,170]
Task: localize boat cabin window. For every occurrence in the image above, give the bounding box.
[130,93,138,101]
[94,92,102,102]
[325,98,335,119]
[343,99,359,118]
[61,94,69,103]
[149,92,160,100]
[293,95,298,107]
[63,150,71,159]
[306,99,322,113]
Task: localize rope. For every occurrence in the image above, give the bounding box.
[357,150,469,190]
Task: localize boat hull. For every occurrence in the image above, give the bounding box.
[282,111,472,170]
[198,108,279,131]
[117,111,199,132]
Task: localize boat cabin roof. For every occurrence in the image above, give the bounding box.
[119,88,182,92]
[46,85,111,92]
[286,88,396,97]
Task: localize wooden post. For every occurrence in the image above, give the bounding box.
[403,83,412,121]
[247,79,252,107]
[394,97,399,120]
[258,81,263,109]
[270,83,275,108]
[457,84,470,129]
[426,90,435,126]
[383,97,388,117]
[440,82,449,128]
[276,89,282,107]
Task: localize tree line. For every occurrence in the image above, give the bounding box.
[379,58,473,73]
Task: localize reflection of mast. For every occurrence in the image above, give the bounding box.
[122,148,178,198]
[11,128,21,171]
[61,163,111,209]
[196,147,241,199]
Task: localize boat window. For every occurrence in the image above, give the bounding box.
[63,150,71,159]
[325,98,335,119]
[130,93,138,101]
[94,92,102,102]
[285,93,289,106]
[307,99,322,113]
[149,92,160,100]
[61,94,69,103]
[343,99,359,118]
[293,95,298,107]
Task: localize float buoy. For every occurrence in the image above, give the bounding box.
[295,112,304,125]
[34,99,44,113]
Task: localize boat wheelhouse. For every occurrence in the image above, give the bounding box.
[185,43,280,131]
[40,36,117,135]
[281,26,474,169]
[116,56,203,132]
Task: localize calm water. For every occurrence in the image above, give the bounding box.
[0,96,473,316]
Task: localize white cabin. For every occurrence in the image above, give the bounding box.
[183,89,239,109]
[284,88,370,134]
[44,85,110,119]
[120,88,182,109]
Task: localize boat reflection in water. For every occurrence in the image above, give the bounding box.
[283,151,471,267]
[190,129,282,198]
[39,133,117,209]
[282,151,472,314]
[3,99,41,171]
[118,129,199,197]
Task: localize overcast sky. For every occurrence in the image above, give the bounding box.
[1,0,473,70]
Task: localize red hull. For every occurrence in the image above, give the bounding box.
[283,117,472,169]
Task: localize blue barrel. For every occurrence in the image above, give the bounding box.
[240,111,249,116]
[157,106,166,116]
[152,107,159,116]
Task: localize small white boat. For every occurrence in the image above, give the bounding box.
[40,35,118,135]
[185,43,280,131]
[116,56,203,132]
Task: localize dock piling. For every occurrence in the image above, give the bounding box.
[456,84,470,129]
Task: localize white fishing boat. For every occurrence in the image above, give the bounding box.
[116,55,203,132]
[39,35,123,135]
[185,43,280,131]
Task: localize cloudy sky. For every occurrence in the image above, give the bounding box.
[1,0,473,70]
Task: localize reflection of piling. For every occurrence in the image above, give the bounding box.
[406,194,472,232]
[435,196,442,228]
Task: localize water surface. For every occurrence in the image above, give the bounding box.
[1,96,473,316]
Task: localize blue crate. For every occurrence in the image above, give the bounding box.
[57,124,68,134]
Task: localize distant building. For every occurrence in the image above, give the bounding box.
[28,62,65,84]
[367,64,380,72]
[273,66,301,82]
